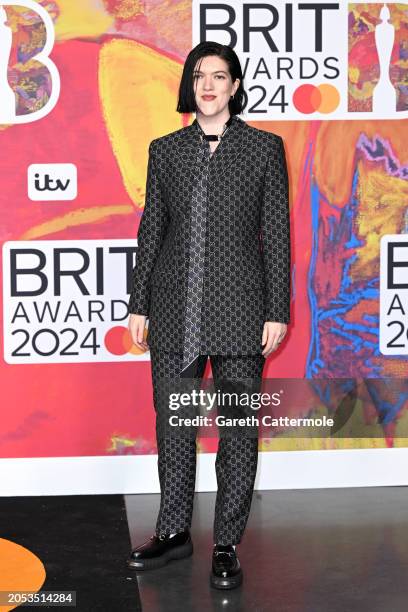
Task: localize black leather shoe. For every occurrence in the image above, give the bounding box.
[210,544,243,589]
[127,529,193,570]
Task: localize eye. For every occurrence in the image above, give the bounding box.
[215,75,226,79]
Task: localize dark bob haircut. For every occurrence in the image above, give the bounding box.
[176,41,245,116]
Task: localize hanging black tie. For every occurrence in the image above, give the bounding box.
[180,116,233,377]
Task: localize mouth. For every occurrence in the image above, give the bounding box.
[202,95,216,101]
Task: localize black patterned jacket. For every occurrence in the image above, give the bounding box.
[128,115,291,355]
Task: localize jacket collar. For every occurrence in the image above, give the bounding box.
[191,113,234,138]
[180,114,248,179]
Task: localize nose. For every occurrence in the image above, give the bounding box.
[203,76,214,90]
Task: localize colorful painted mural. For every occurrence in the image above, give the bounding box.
[0,0,407,458]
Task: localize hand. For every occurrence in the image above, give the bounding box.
[261,322,287,357]
[128,313,149,351]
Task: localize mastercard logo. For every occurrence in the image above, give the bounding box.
[105,326,149,356]
[293,84,340,114]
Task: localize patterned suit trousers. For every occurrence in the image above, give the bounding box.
[149,348,265,545]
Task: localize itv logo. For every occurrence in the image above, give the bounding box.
[28,164,78,201]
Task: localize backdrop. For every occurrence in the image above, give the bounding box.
[1,0,407,468]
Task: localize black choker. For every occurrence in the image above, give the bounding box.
[198,115,234,141]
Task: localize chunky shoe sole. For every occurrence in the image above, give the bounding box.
[127,539,193,570]
[210,568,243,589]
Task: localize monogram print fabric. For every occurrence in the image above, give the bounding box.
[181,133,211,376]
[150,348,265,545]
[128,115,291,356]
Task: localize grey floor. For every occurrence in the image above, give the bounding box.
[125,488,408,612]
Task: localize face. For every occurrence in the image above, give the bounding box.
[192,55,240,117]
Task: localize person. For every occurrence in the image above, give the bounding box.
[127,41,291,590]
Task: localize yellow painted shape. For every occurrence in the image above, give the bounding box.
[351,164,408,279]
[349,80,376,101]
[348,66,360,84]
[259,436,389,451]
[55,0,114,41]
[99,39,186,208]
[258,398,390,451]
[19,204,133,239]
[314,121,406,206]
[106,0,143,19]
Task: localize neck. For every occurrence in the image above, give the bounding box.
[196,110,231,135]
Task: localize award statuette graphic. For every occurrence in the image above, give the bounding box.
[0,1,60,124]
[372,3,397,113]
[0,5,15,122]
